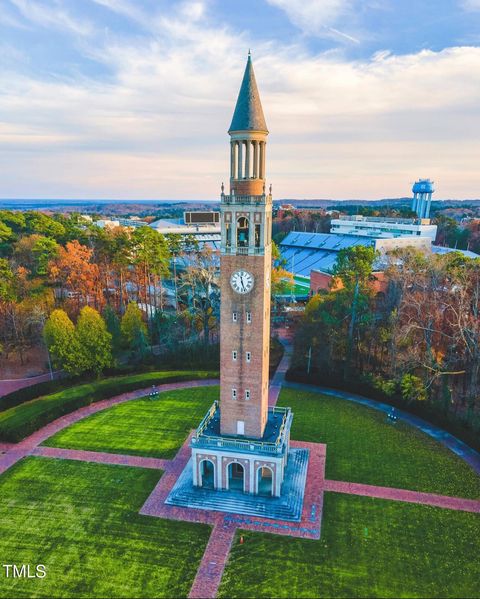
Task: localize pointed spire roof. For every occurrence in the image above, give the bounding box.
[229,53,268,133]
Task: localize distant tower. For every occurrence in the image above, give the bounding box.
[412,179,435,219]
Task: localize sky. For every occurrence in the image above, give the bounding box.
[1,0,480,201]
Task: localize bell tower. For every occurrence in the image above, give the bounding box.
[178,52,294,500]
[219,52,272,439]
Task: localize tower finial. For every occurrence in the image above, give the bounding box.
[248,48,251,57]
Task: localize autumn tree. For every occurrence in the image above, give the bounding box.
[131,227,170,312]
[73,306,112,376]
[43,309,76,370]
[49,240,101,310]
[121,302,148,349]
[13,234,59,276]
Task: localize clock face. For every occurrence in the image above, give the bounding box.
[230,270,254,294]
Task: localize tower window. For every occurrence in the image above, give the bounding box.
[255,224,261,248]
[232,312,237,322]
[225,223,231,246]
[245,389,250,400]
[236,420,245,435]
[232,350,237,361]
[246,351,251,363]
[232,388,237,400]
[246,312,252,323]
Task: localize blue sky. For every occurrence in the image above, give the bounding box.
[1,0,480,200]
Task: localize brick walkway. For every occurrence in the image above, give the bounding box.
[32,446,170,470]
[0,371,63,397]
[268,337,292,407]
[324,479,480,513]
[188,523,236,599]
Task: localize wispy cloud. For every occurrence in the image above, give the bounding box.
[265,0,359,42]
[8,0,94,36]
[88,0,152,29]
[461,0,480,10]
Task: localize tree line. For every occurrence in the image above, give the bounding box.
[0,209,220,371]
[0,209,288,376]
[291,246,480,444]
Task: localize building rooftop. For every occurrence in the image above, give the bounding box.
[279,232,374,275]
[431,245,479,259]
[191,402,292,456]
[229,53,268,133]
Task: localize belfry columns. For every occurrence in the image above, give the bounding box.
[230,140,266,181]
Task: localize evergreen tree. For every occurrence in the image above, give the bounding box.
[102,304,121,355]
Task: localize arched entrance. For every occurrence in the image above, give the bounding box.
[257,466,273,496]
[199,459,215,489]
[228,462,245,492]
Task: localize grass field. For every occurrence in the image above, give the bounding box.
[0,370,218,443]
[219,493,480,598]
[279,388,480,499]
[43,386,220,459]
[0,457,210,598]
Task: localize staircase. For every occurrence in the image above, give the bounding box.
[166,448,309,522]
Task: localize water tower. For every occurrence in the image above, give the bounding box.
[412,179,434,219]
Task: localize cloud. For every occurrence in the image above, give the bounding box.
[0,2,480,199]
[8,0,94,36]
[461,0,480,10]
[88,0,153,29]
[265,0,359,42]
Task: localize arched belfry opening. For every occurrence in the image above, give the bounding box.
[237,217,249,247]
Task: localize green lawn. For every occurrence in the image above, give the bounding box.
[279,388,480,499]
[43,386,220,459]
[0,457,210,598]
[0,370,218,443]
[219,493,480,598]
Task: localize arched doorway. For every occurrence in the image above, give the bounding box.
[257,466,273,496]
[236,217,249,247]
[199,459,215,490]
[228,462,245,492]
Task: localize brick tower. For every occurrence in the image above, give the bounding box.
[187,53,293,498]
[219,51,271,439]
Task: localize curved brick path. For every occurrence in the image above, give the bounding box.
[0,371,63,397]
[0,378,219,477]
[268,337,292,407]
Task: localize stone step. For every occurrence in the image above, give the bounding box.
[166,448,310,522]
